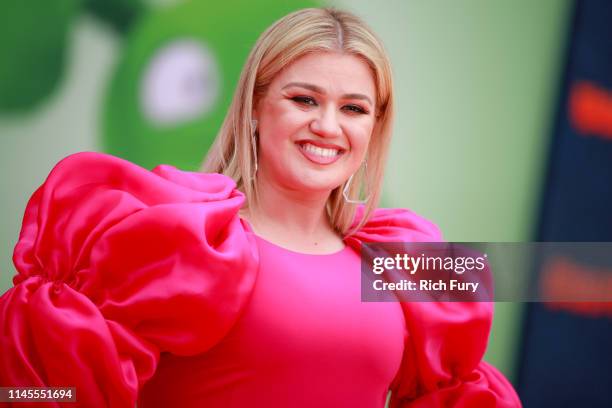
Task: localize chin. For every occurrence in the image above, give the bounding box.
[267,160,347,194]
[289,172,345,195]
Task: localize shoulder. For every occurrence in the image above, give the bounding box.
[345,205,443,246]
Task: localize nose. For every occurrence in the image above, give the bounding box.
[309,106,342,138]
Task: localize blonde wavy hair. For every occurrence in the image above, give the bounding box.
[202,7,394,235]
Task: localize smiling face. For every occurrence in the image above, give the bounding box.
[253,51,377,196]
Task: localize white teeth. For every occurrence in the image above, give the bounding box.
[301,143,340,157]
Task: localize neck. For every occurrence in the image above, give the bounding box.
[244,175,335,243]
[248,175,332,236]
[240,169,348,254]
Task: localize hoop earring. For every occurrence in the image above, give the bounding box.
[251,119,258,179]
[343,160,371,204]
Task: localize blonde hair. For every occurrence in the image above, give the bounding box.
[202,7,394,235]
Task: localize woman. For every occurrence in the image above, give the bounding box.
[0,8,520,408]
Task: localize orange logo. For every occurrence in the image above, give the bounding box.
[569,81,612,139]
[541,255,612,317]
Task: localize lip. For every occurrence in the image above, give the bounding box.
[296,141,345,165]
[296,139,346,150]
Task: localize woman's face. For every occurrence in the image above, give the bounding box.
[253,51,377,197]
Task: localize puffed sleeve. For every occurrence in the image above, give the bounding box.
[345,207,521,407]
[0,152,258,407]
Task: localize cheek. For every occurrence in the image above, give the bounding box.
[261,107,307,145]
[346,123,374,157]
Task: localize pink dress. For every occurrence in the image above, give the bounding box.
[0,152,521,407]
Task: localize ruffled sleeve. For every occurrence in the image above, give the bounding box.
[345,207,522,407]
[0,152,258,407]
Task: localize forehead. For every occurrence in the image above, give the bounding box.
[271,52,376,100]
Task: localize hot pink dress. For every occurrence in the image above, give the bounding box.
[0,152,521,407]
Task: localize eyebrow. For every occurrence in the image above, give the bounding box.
[281,82,374,106]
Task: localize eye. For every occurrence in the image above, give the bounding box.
[291,96,317,106]
[343,104,368,114]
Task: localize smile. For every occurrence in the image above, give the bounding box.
[297,142,344,165]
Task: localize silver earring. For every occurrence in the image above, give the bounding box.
[251,120,258,178]
[343,160,371,204]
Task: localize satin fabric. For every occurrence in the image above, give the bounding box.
[138,233,406,407]
[0,152,521,407]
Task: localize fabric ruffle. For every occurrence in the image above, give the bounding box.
[346,206,521,407]
[0,152,258,407]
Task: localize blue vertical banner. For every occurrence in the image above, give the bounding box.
[518,0,612,406]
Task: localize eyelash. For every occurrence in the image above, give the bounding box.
[290,96,368,115]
